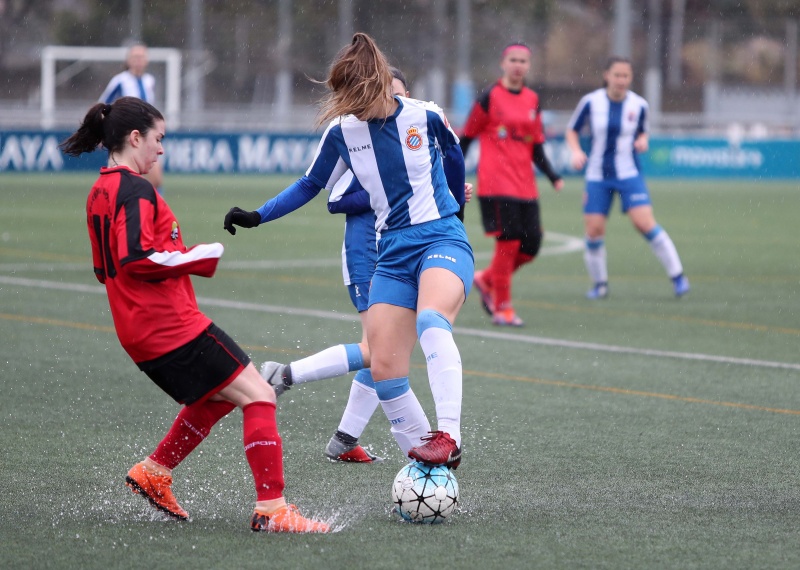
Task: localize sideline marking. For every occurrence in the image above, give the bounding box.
[2,312,797,416]
[1,275,798,372]
[0,231,584,273]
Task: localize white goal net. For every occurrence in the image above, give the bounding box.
[40,45,182,129]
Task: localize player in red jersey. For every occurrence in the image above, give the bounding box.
[460,42,563,327]
[60,96,328,533]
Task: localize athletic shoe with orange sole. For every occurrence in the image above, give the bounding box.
[125,461,189,521]
[250,504,330,533]
[492,307,524,327]
[472,270,495,315]
[407,431,462,469]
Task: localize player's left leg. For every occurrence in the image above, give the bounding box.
[416,267,466,444]
[623,176,689,297]
[219,363,329,533]
[407,234,473,468]
[516,200,543,272]
[325,311,383,463]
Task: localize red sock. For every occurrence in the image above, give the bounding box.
[150,400,236,470]
[513,252,535,272]
[490,240,520,310]
[243,402,285,502]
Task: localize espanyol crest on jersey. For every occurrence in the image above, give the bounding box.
[405,126,423,151]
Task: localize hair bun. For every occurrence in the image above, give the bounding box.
[102,104,112,115]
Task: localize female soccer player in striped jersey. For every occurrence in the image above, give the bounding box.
[225,33,473,470]
[262,67,473,464]
[260,68,414,464]
[566,56,690,299]
[61,97,328,533]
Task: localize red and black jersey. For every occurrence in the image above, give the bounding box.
[86,166,223,363]
[462,81,546,200]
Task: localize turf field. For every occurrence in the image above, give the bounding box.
[1,172,799,569]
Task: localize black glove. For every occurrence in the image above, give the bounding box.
[224,207,261,235]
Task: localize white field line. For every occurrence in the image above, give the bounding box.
[0,231,585,273]
[1,275,798,372]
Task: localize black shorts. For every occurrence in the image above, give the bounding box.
[479,197,541,242]
[137,323,251,405]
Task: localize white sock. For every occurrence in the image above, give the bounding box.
[584,237,608,284]
[419,326,462,447]
[289,344,361,385]
[375,378,431,455]
[337,377,379,440]
[646,227,683,278]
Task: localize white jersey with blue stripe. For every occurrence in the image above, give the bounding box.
[99,71,156,104]
[567,88,648,181]
[305,96,461,233]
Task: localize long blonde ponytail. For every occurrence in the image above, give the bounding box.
[316,33,394,126]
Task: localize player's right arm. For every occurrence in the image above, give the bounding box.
[98,73,124,104]
[566,95,592,171]
[224,121,348,234]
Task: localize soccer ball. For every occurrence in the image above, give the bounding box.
[391,461,459,524]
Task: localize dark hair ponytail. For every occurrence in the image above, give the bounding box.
[605,55,632,71]
[60,96,164,157]
[389,67,408,91]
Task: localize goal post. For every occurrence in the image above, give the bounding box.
[40,45,182,129]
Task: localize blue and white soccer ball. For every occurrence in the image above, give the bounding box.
[391,461,459,524]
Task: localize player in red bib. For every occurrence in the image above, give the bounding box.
[60,96,328,533]
[460,42,563,327]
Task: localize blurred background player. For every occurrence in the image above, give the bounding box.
[565,56,690,300]
[224,33,472,470]
[261,67,472,464]
[99,43,164,193]
[60,96,328,533]
[460,42,563,327]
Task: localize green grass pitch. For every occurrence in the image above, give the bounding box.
[1,172,799,569]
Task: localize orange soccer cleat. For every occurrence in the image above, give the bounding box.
[125,461,189,521]
[250,504,330,533]
[491,307,524,327]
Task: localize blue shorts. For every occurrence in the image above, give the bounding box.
[347,281,371,313]
[369,216,474,311]
[583,175,651,215]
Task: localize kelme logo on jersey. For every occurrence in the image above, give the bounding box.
[170,221,179,241]
[405,126,423,151]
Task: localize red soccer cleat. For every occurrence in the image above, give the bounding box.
[407,431,461,469]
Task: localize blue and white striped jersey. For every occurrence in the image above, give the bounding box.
[306,96,461,233]
[328,170,378,286]
[567,88,648,181]
[99,71,156,105]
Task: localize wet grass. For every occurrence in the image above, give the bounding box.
[1,173,799,569]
